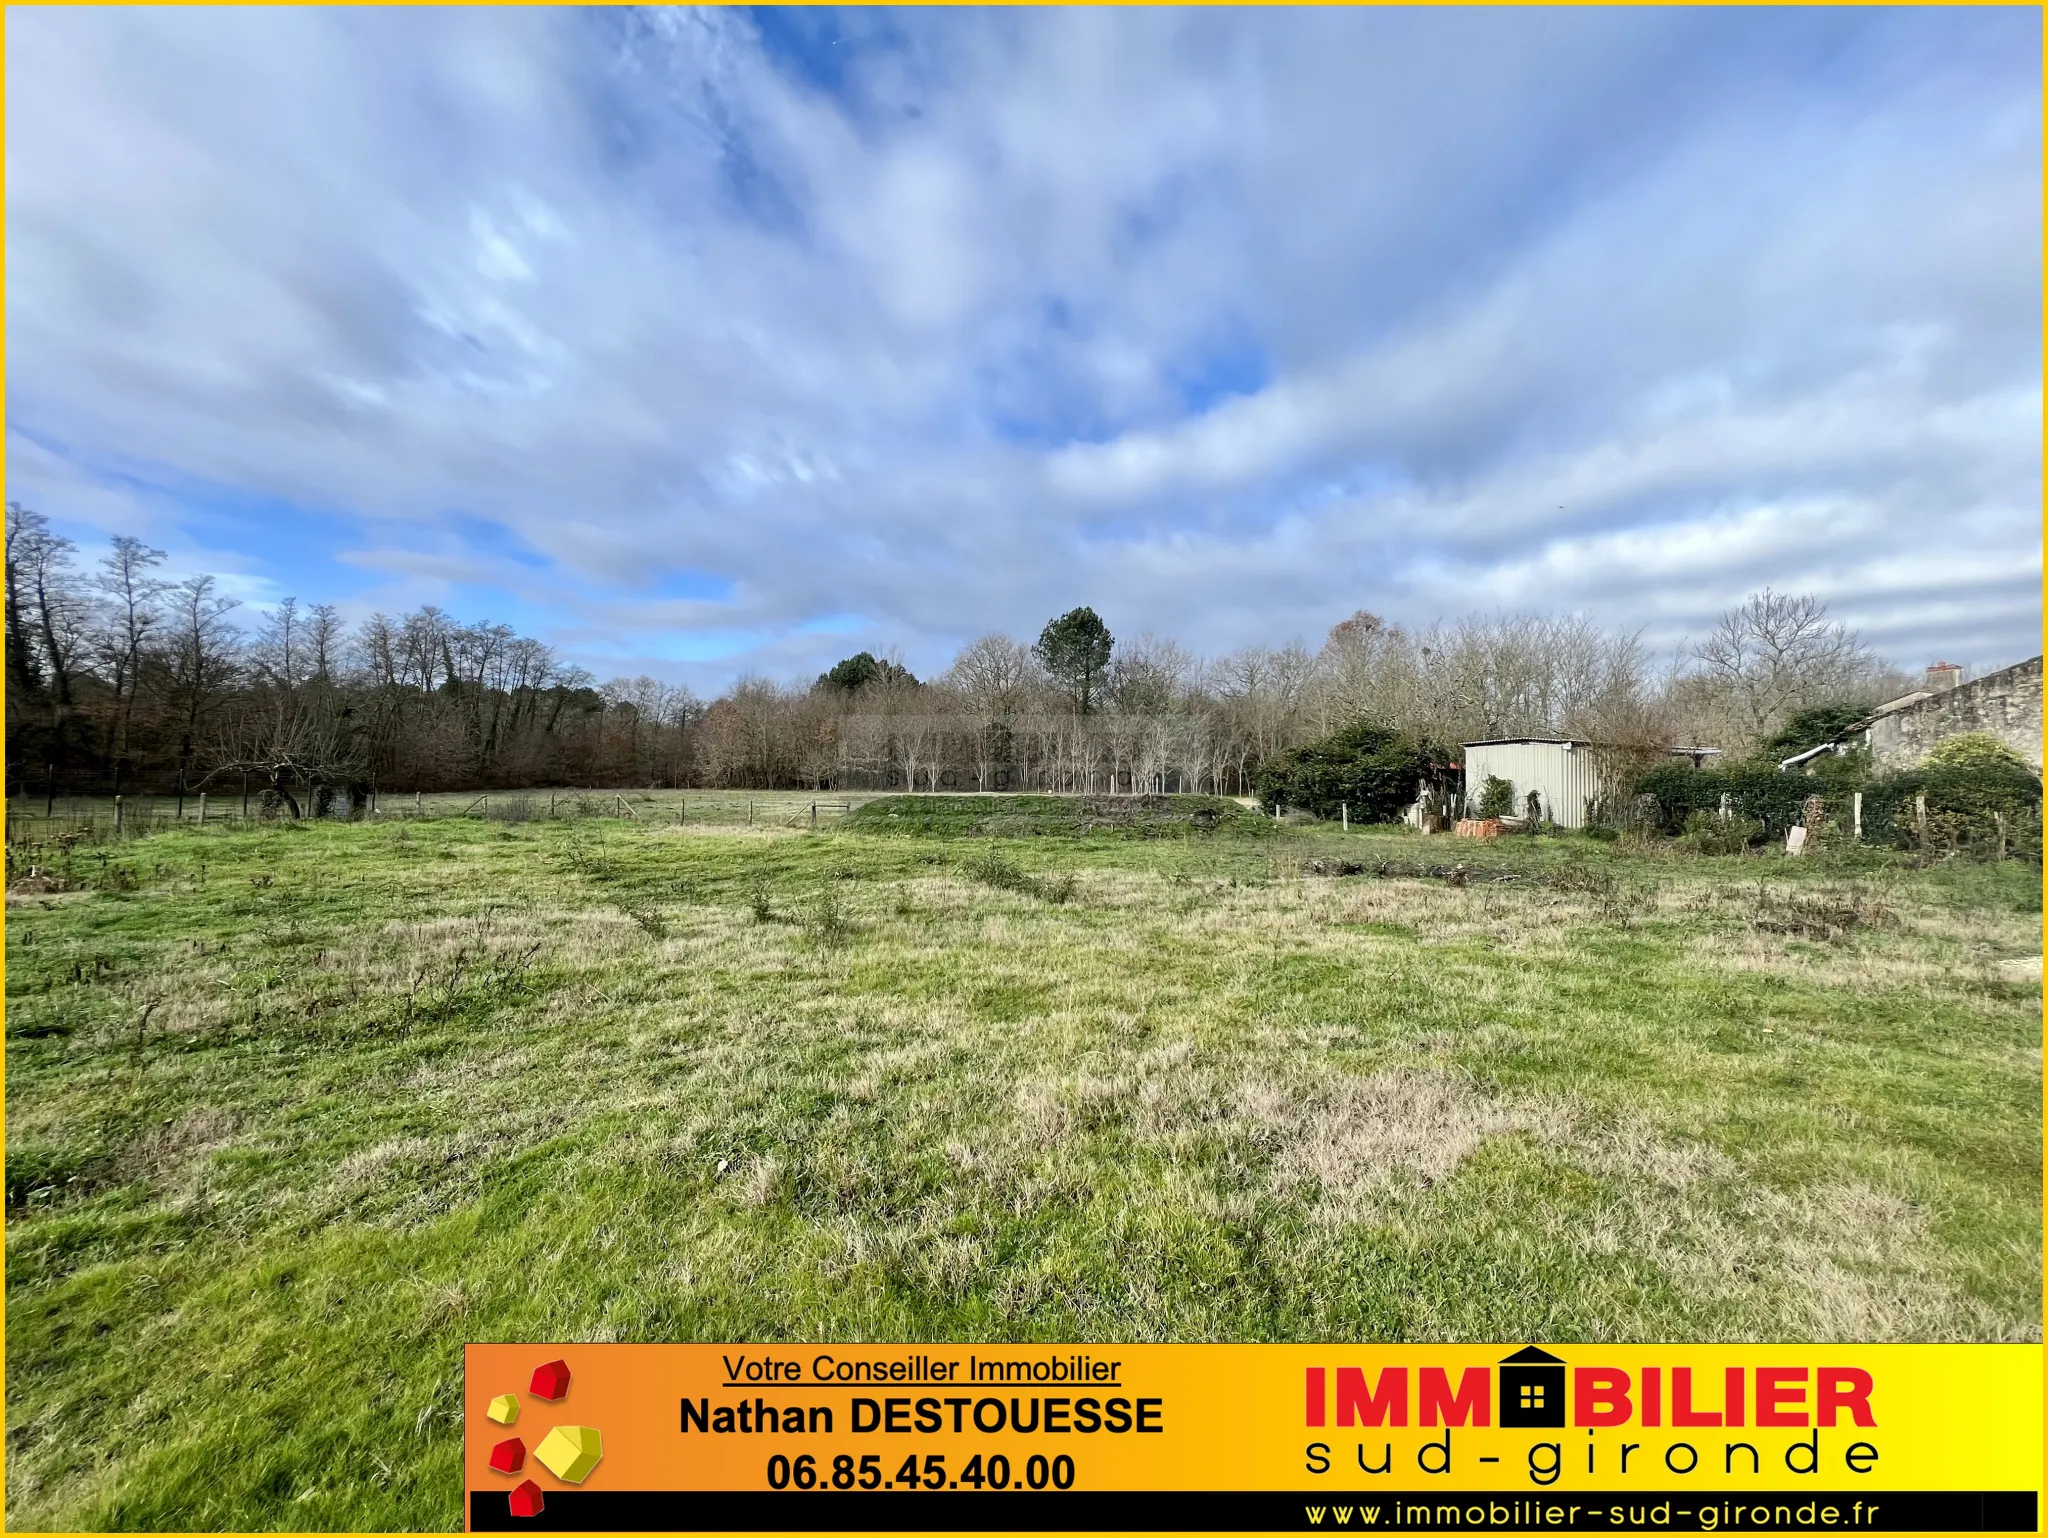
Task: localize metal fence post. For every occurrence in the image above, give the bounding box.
[1341,802,1348,831]
[1851,791,1862,841]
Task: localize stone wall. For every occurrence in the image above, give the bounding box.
[1868,655,2042,772]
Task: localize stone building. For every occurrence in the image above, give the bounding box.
[1858,657,2041,772]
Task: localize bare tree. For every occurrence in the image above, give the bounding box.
[1687,590,1893,749]
[1109,633,1195,716]
[8,505,90,744]
[93,536,170,780]
[944,634,1038,724]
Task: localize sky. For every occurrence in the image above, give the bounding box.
[6,6,2041,694]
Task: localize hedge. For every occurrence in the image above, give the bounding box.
[1628,759,2042,857]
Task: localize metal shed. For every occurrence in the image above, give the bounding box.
[1461,739,1605,829]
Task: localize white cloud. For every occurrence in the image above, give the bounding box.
[4,7,2038,692]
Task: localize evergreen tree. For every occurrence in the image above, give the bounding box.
[1034,607,1114,715]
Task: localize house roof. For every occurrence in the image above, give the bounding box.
[1777,741,1840,771]
[1463,739,1723,755]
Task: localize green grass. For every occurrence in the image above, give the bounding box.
[4,798,2041,1529]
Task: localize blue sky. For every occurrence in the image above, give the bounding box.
[6,6,2040,691]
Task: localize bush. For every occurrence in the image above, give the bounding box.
[1760,702,1873,762]
[1474,775,1515,819]
[1252,719,1446,822]
[1922,733,2033,774]
[1681,808,1764,856]
[1634,753,2041,861]
[1632,761,1813,837]
[1861,762,2042,859]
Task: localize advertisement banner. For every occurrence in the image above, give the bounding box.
[464,1343,2040,1533]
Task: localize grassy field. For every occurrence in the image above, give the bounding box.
[4,794,2041,1529]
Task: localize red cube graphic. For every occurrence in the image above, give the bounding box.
[529,1358,571,1401]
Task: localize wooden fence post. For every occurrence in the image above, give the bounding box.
[1994,811,2008,861]
[415,790,423,816]
[811,802,818,830]
[1851,791,1862,841]
[114,795,124,836]
[1914,793,1928,858]
[199,793,207,826]
[1341,802,1348,831]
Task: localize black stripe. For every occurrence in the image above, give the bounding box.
[469,1488,2039,1533]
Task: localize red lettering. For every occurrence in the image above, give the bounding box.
[1816,1369,1875,1428]
[1573,1368,1632,1427]
[1725,1367,1745,1429]
[1336,1367,1408,1427]
[1755,1368,1808,1427]
[1642,1367,1661,1428]
[1671,1368,1721,1427]
[1307,1367,1326,1427]
[1420,1368,1490,1427]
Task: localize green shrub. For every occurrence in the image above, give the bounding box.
[1681,808,1764,856]
[1474,775,1515,819]
[1252,719,1446,822]
[1635,753,2041,861]
[1922,733,2032,774]
[1632,761,1812,836]
[1861,762,2042,859]
[1760,702,1873,761]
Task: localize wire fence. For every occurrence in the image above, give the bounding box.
[2,788,880,856]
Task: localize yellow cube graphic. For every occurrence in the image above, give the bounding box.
[533,1425,603,1484]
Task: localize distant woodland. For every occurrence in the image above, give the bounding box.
[6,502,1912,810]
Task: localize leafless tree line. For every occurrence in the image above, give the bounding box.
[694,601,1909,795]
[5,501,1910,808]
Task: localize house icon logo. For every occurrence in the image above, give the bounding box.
[1498,1346,1566,1428]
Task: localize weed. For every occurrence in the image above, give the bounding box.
[746,872,776,923]
[798,888,857,946]
[962,846,1075,903]
[622,905,669,941]
[1745,878,1899,944]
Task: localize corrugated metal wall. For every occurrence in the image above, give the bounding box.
[1462,742,1606,829]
